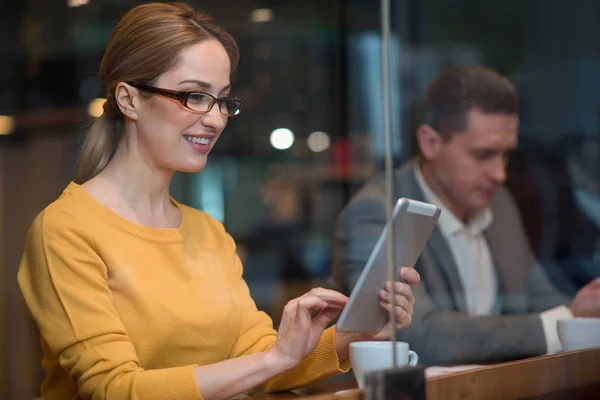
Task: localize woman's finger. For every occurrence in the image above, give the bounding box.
[399,267,420,288]
[379,301,412,329]
[296,296,329,313]
[380,289,413,316]
[384,281,414,305]
[289,297,325,329]
[313,304,344,327]
[300,287,349,307]
[282,297,324,326]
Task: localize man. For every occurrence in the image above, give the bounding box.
[333,65,600,366]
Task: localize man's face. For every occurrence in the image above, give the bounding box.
[426,109,518,217]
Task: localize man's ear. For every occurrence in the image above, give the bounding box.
[115,82,139,120]
[416,125,443,161]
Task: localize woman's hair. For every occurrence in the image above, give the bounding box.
[74,2,239,184]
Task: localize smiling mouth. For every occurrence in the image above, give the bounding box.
[183,135,211,145]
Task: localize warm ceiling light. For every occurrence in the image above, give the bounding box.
[67,0,89,7]
[87,98,106,118]
[307,131,330,152]
[270,128,294,150]
[249,8,274,23]
[0,115,15,135]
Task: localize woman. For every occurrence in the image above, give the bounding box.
[17,3,420,400]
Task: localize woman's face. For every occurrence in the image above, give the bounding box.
[130,39,232,173]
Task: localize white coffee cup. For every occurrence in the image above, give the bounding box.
[350,341,418,389]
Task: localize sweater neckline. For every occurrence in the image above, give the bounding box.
[64,181,189,243]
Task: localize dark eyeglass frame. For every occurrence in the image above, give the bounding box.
[127,82,244,116]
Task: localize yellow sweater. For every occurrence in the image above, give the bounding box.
[18,182,349,400]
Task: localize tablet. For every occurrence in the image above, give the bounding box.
[336,197,441,332]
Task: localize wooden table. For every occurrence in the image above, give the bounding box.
[248,348,600,400]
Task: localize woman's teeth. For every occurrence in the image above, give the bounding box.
[184,136,210,145]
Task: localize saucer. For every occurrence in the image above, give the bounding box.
[335,389,357,395]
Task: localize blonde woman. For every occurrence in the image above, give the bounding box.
[17,3,420,399]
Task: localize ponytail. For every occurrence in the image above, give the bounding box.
[73,114,122,184]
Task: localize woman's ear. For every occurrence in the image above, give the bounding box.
[416,125,443,161]
[115,82,139,119]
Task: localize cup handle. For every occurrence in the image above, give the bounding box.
[408,350,418,366]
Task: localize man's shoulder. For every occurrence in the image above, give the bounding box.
[349,159,417,203]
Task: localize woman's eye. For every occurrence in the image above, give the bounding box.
[188,93,207,104]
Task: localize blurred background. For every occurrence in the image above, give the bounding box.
[2,0,600,398]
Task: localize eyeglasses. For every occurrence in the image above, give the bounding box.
[127,82,244,117]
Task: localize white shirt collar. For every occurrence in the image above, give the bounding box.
[413,163,493,237]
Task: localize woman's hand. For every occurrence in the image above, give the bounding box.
[268,288,349,370]
[372,266,420,340]
[334,267,420,361]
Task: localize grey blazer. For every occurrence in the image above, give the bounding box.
[332,159,572,366]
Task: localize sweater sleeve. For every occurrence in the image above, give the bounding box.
[17,210,202,400]
[223,232,351,394]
